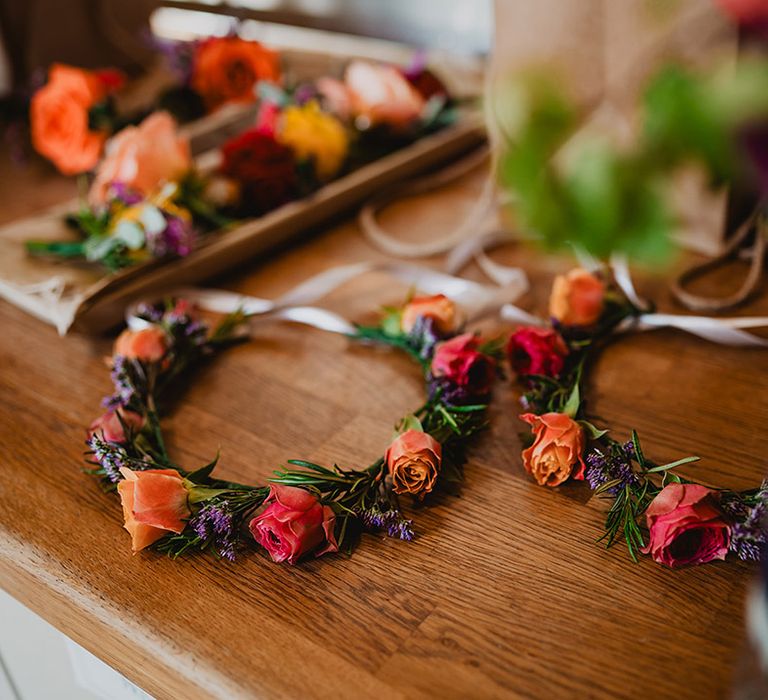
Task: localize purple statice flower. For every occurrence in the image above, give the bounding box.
[585,442,639,494]
[409,316,441,360]
[86,434,127,482]
[722,484,767,562]
[162,301,209,346]
[402,50,428,81]
[134,302,165,323]
[146,215,196,259]
[356,505,414,541]
[102,355,135,409]
[146,34,197,84]
[427,375,485,407]
[293,82,319,105]
[108,182,143,206]
[190,502,238,561]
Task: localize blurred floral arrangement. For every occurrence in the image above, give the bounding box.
[21,36,457,270]
[498,1,768,263]
[87,293,499,563]
[507,265,766,567]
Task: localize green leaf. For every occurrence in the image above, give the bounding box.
[646,455,700,473]
[186,486,232,504]
[187,451,220,483]
[25,240,86,258]
[579,420,608,439]
[563,382,580,418]
[397,414,423,434]
[381,310,404,338]
[631,430,646,468]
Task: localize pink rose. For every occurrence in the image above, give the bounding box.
[344,61,425,130]
[89,111,191,205]
[431,333,495,395]
[642,483,731,568]
[249,485,338,565]
[113,327,167,363]
[507,326,568,379]
[316,77,352,120]
[89,409,143,443]
[255,100,280,137]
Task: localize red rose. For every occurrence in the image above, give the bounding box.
[249,485,338,565]
[641,483,731,568]
[220,128,297,216]
[94,68,126,92]
[717,0,768,28]
[402,67,448,101]
[431,333,495,394]
[507,326,568,379]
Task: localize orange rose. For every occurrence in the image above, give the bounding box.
[89,111,191,205]
[117,468,190,552]
[385,429,442,498]
[520,412,586,487]
[114,327,167,363]
[549,268,605,327]
[30,64,107,175]
[401,294,456,335]
[345,61,425,130]
[191,36,280,111]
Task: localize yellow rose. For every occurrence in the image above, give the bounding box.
[277,101,348,180]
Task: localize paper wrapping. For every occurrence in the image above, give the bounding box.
[0,46,484,334]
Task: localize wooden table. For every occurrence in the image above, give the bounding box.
[0,151,766,699]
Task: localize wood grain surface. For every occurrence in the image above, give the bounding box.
[0,148,766,699]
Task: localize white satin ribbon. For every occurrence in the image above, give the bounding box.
[617,312,768,347]
[498,299,768,347]
[126,260,529,335]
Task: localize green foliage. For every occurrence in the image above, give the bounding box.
[498,59,768,262]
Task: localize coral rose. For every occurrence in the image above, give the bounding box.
[385,429,442,498]
[549,268,605,327]
[192,36,280,111]
[401,294,456,335]
[30,64,108,175]
[642,483,731,568]
[117,468,190,552]
[345,60,425,130]
[89,409,144,443]
[431,333,496,395]
[220,128,297,215]
[89,111,191,205]
[507,326,568,379]
[520,412,586,487]
[277,101,348,179]
[249,485,338,565]
[114,327,167,363]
